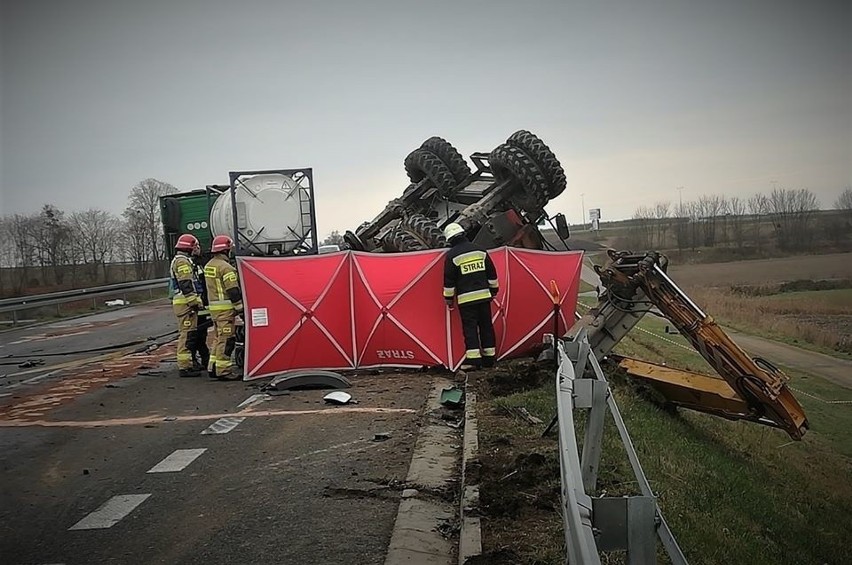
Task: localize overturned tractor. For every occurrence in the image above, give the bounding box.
[344,130,570,253]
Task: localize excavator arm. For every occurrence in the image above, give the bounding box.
[572,249,809,440]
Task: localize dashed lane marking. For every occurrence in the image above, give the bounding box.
[201,417,246,435]
[237,393,269,408]
[147,448,208,473]
[68,494,151,530]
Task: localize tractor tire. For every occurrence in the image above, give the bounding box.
[419,136,471,184]
[382,225,430,252]
[507,130,567,198]
[404,148,458,197]
[488,143,549,211]
[402,214,446,249]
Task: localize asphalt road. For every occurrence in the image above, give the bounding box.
[0,301,176,389]
[0,302,438,565]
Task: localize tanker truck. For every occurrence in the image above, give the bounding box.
[160,168,319,259]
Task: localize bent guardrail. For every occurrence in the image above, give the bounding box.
[0,278,169,326]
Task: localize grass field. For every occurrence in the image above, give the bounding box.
[474,306,852,564]
[685,286,852,357]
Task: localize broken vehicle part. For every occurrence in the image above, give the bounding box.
[323,391,353,405]
[262,370,351,392]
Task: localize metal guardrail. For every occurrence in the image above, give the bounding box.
[555,331,688,564]
[0,278,169,325]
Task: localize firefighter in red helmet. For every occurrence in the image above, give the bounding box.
[170,233,204,377]
[204,235,243,380]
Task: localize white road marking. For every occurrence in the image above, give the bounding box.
[147,448,207,473]
[237,393,269,408]
[201,416,246,435]
[68,494,151,530]
[1,369,63,391]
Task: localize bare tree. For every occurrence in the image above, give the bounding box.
[728,196,747,249]
[696,194,727,247]
[0,217,12,295]
[125,178,177,265]
[766,188,820,250]
[321,230,345,247]
[747,193,768,251]
[70,209,120,283]
[672,201,691,252]
[33,204,72,286]
[652,201,671,248]
[836,187,852,216]
[122,210,153,279]
[628,206,656,250]
[8,214,38,293]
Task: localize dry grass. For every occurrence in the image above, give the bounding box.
[688,287,852,354]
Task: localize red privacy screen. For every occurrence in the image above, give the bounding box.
[237,248,583,380]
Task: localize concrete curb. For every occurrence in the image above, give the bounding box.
[458,376,482,564]
[385,378,458,565]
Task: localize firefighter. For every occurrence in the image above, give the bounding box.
[442,222,499,370]
[170,234,204,377]
[204,235,243,380]
[190,253,211,373]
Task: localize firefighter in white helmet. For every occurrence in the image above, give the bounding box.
[442,222,499,370]
[170,234,204,377]
[204,235,243,380]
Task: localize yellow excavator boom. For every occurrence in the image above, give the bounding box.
[571,249,809,439]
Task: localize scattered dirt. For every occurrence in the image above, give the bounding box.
[464,548,521,564]
[484,359,552,397]
[471,359,565,564]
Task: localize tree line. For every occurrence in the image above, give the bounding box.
[621,187,852,253]
[0,179,177,296]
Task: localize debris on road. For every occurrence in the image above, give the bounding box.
[373,432,392,442]
[17,359,44,368]
[105,299,129,307]
[502,405,543,425]
[323,391,355,405]
[440,386,464,408]
[263,370,351,392]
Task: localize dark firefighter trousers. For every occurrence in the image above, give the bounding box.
[459,300,496,368]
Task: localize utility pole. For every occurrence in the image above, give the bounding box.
[580,193,585,229]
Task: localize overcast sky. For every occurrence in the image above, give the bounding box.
[1,0,850,237]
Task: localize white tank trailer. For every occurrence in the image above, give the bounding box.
[160,169,318,258]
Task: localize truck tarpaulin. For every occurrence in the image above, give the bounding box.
[237,248,583,380]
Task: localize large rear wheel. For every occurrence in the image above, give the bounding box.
[419,136,471,185]
[382,225,429,252]
[401,214,446,249]
[488,143,549,212]
[506,130,566,198]
[403,148,458,197]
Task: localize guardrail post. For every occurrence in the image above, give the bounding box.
[12,309,18,327]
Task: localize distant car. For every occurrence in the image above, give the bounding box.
[318,244,341,254]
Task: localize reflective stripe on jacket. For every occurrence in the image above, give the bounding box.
[170,253,200,305]
[204,255,242,312]
[443,239,498,305]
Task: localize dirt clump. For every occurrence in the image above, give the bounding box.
[463,548,521,564]
[486,360,552,397]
